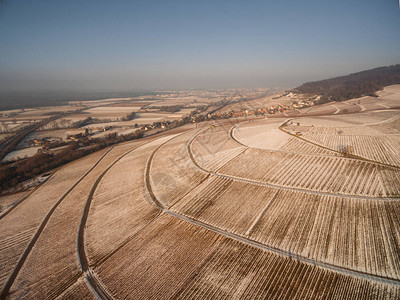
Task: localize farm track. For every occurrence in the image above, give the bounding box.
[303,111,400,127]
[193,128,399,201]
[0,147,114,300]
[229,118,400,171]
[228,120,340,157]
[278,121,400,170]
[0,125,195,299]
[146,131,400,286]
[2,112,399,298]
[78,129,194,300]
[77,140,158,300]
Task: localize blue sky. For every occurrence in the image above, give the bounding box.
[0,0,399,90]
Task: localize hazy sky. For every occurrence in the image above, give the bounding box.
[0,0,399,91]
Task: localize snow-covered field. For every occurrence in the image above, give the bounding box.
[0,191,28,212]
[83,106,142,119]
[0,106,82,122]
[2,147,41,162]
[2,86,400,299]
[233,120,290,150]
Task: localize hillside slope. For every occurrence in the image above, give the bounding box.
[294,64,400,102]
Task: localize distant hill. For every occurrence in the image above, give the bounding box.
[294,64,400,102]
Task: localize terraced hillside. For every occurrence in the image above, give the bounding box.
[1,89,400,299]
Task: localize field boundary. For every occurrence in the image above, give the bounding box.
[78,131,191,300]
[278,120,400,170]
[146,129,400,286]
[0,147,114,300]
[192,127,399,201]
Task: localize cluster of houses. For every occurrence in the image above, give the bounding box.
[27,95,319,147]
[205,98,317,120]
[142,121,170,131]
[31,137,62,146]
[67,126,115,140]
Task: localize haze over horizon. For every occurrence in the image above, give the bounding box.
[0,0,399,92]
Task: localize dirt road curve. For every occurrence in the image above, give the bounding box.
[0,147,113,300]
[2,120,399,300]
[145,126,400,287]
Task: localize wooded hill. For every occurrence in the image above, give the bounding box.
[294,64,400,102]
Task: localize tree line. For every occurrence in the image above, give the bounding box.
[294,64,400,103]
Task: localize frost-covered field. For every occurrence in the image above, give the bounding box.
[2,147,41,162]
[0,191,28,213]
[1,88,400,299]
[83,106,142,119]
[233,120,290,150]
[0,106,82,122]
[0,150,109,294]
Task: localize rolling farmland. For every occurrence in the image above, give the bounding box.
[0,88,400,299]
[0,149,111,295]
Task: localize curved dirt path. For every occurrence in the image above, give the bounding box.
[188,126,399,201]
[277,120,400,170]
[78,132,192,299]
[0,147,114,300]
[145,129,400,285]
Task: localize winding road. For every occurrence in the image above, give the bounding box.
[143,123,400,286]
[0,147,114,300]
[2,116,399,299]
